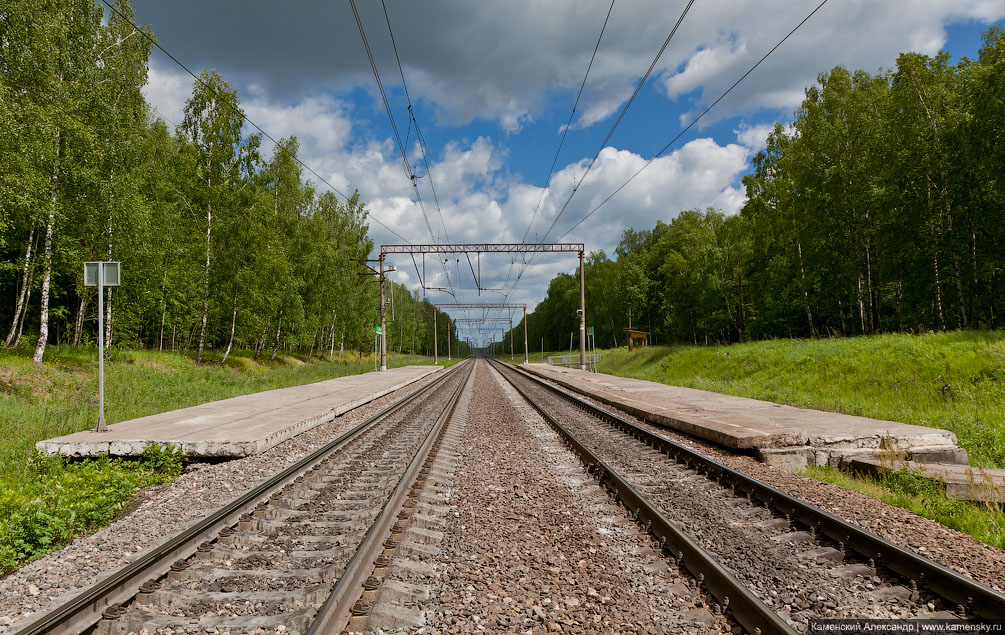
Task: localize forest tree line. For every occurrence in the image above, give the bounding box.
[508,28,1005,351]
[1,0,457,364]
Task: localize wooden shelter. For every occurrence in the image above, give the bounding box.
[623,327,649,351]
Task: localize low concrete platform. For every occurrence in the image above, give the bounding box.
[36,365,441,458]
[521,364,968,472]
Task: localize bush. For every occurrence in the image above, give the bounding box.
[0,452,178,573]
[139,443,186,476]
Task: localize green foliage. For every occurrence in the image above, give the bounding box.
[805,465,1005,550]
[139,443,186,477]
[0,453,174,573]
[882,467,944,501]
[0,343,438,573]
[509,28,1005,353]
[594,331,1005,468]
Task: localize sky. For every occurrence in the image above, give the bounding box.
[134,0,1004,346]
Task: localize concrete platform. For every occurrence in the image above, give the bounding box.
[521,364,968,472]
[36,366,441,458]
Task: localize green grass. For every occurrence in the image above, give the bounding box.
[0,344,442,573]
[804,465,1005,549]
[595,331,1005,468]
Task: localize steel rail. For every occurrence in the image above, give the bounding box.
[488,359,797,635]
[307,359,474,634]
[12,363,467,635]
[495,359,1005,622]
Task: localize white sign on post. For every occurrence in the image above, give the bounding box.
[84,262,121,432]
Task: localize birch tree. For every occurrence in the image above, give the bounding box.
[179,70,252,364]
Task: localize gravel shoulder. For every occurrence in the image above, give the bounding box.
[0,372,441,633]
[422,361,726,634]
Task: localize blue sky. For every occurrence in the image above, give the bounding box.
[135,1,1004,345]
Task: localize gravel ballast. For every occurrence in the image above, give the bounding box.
[534,374,1005,593]
[0,372,441,633]
[422,361,726,634]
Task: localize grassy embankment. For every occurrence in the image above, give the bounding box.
[589,331,1005,548]
[0,345,444,573]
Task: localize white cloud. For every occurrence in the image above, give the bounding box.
[137,0,1004,131]
[364,136,751,318]
[735,123,774,151]
[243,94,353,161]
[142,62,192,127]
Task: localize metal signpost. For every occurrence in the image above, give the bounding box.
[354,259,393,371]
[84,262,120,432]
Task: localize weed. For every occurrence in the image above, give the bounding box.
[595,331,1005,468]
[0,345,441,573]
[139,443,186,476]
[803,465,1005,549]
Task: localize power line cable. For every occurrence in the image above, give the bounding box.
[520,0,616,245]
[555,0,831,242]
[348,0,438,244]
[498,0,617,298]
[507,0,830,298]
[537,0,695,244]
[95,0,410,243]
[380,0,462,294]
[349,0,459,299]
[504,0,693,299]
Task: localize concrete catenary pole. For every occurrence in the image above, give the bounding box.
[447,317,451,361]
[510,318,514,360]
[579,249,586,371]
[523,305,528,364]
[379,254,387,371]
[433,310,438,365]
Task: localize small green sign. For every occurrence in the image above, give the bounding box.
[375,326,383,335]
[586,326,594,335]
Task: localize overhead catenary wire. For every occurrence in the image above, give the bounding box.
[520,0,617,246]
[507,0,830,299]
[505,0,694,300]
[498,0,617,299]
[555,0,832,243]
[350,0,460,301]
[379,0,462,294]
[536,0,696,245]
[95,0,411,244]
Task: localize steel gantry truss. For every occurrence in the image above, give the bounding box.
[378,244,587,371]
[433,303,528,364]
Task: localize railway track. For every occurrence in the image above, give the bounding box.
[487,358,1005,634]
[12,360,473,635]
[11,357,1004,634]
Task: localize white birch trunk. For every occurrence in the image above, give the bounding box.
[32,212,55,364]
[73,294,87,346]
[13,289,30,347]
[33,124,60,364]
[5,223,35,346]
[270,311,283,361]
[221,295,237,365]
[196,192,212,364]
[329,317,336,359]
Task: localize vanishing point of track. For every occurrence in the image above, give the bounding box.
[13,358,1005,635]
